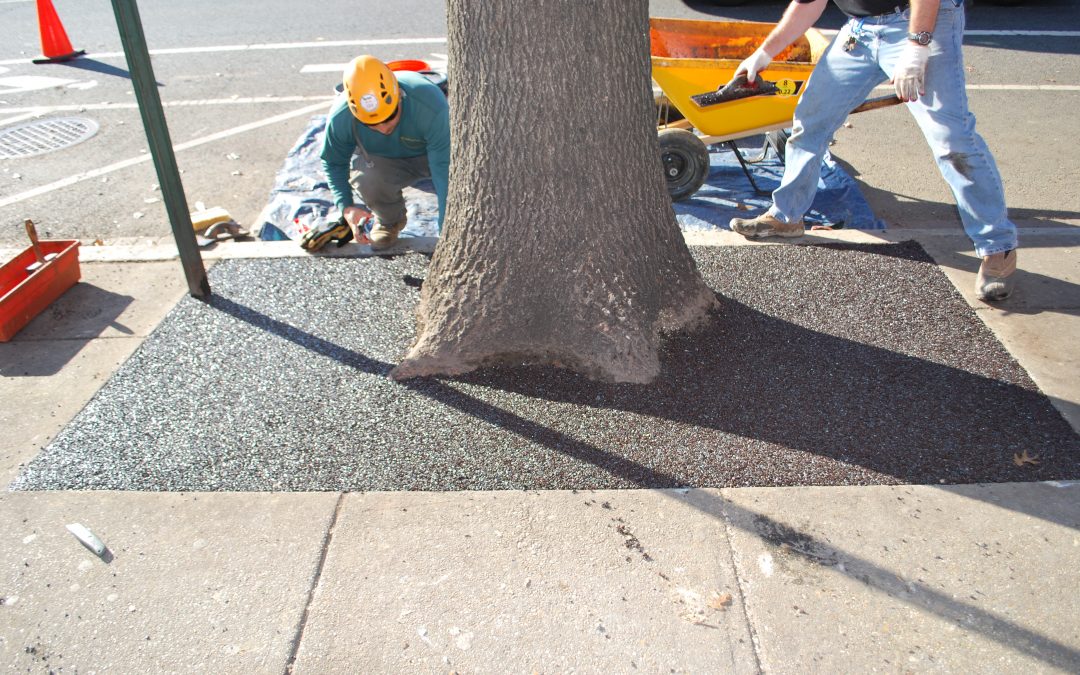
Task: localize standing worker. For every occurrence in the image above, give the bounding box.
[728,0,1019,301]
[305,55,450,251]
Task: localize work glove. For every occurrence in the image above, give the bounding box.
[734,47,774,84]
[299,215,353,252]
[892,41,930,102]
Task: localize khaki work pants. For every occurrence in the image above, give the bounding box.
[349,153,431,226]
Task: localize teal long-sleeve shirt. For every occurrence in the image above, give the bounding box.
[320,71,450,227]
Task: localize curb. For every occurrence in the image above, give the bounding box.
[4,227,1077,264]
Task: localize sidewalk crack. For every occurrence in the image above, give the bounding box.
[284,492,345,674]
[715,490,765,674]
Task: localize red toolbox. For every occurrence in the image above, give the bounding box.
[0,237,81,342]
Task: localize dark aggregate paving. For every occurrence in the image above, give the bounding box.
[10,242,1079,491]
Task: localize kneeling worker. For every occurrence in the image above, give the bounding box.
[310,55,450,251]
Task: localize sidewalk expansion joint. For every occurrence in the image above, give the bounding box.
[715,493,765,674]
[284,492,345,674]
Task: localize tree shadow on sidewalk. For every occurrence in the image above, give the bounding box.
[399,374,1080,671]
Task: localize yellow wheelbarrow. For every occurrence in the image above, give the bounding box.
[650,17,898,200]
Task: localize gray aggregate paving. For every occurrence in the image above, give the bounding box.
[9,243,1079,491]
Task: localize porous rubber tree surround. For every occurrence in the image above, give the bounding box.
[393,0,716,384]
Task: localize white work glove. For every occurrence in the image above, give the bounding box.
[735,47,773,83]
[892,41,930,102]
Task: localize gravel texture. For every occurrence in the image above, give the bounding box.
[10,242,1079,491]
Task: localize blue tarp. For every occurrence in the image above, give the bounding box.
[676,141,885,231]
[256,115,883,241]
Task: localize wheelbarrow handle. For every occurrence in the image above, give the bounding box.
[850,94,903,114]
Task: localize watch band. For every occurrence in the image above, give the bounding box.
[907,31,933,46]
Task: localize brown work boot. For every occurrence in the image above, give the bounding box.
[729,213,804,239]
[368,218,407,251]
[976,249,1017,301]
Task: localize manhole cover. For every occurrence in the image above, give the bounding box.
[0,116,100,159]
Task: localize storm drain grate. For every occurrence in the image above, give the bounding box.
[0,116,100,159]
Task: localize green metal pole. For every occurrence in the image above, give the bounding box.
[110,0,210,299]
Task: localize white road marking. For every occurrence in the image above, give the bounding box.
[303,52,449,74]
[2,82,1072,119]
[0,110,43,127]
[0,37,449,65]
[0,75,78,95]
[0,29,1073,66]
[0,101,331,209]
[0,94,335,115]
[965,84,1080,91]
[869,84,1080,92]
[300,64,346,74]
[425,54,449,70]
[820,29,1080,38]
[964,30,1080,36]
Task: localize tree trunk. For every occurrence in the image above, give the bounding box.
[392,0,716,384]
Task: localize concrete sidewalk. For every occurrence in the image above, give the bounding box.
[1,230,1078,672]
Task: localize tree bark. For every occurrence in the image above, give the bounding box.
[392,0,717,384]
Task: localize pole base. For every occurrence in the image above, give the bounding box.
[32,49,86,64]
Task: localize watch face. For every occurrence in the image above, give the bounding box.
[910,32,932,45]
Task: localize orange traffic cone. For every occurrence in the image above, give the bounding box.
[32,0,85,64]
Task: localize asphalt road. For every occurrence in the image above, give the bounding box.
[0,0,1077,246]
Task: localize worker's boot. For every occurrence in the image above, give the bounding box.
[976,249,1017,301]
[729,212,804,239]
[368,217,407,251]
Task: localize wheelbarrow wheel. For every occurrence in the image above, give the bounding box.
[658,128,709,202]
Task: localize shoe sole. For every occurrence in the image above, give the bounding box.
[736,229,805,239]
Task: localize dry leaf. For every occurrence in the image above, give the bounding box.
[708,591,733,609]
[735,202,751,211]
[1013,450,1039,467]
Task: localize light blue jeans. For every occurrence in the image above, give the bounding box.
[768,0,1017,257]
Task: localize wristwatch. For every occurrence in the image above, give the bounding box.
[907,31,933,46]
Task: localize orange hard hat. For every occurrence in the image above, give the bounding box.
[343,55,400,124]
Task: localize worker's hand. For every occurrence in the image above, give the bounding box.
[342,205,373,238]
[734,48,773,84]
[892,41,930,102]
